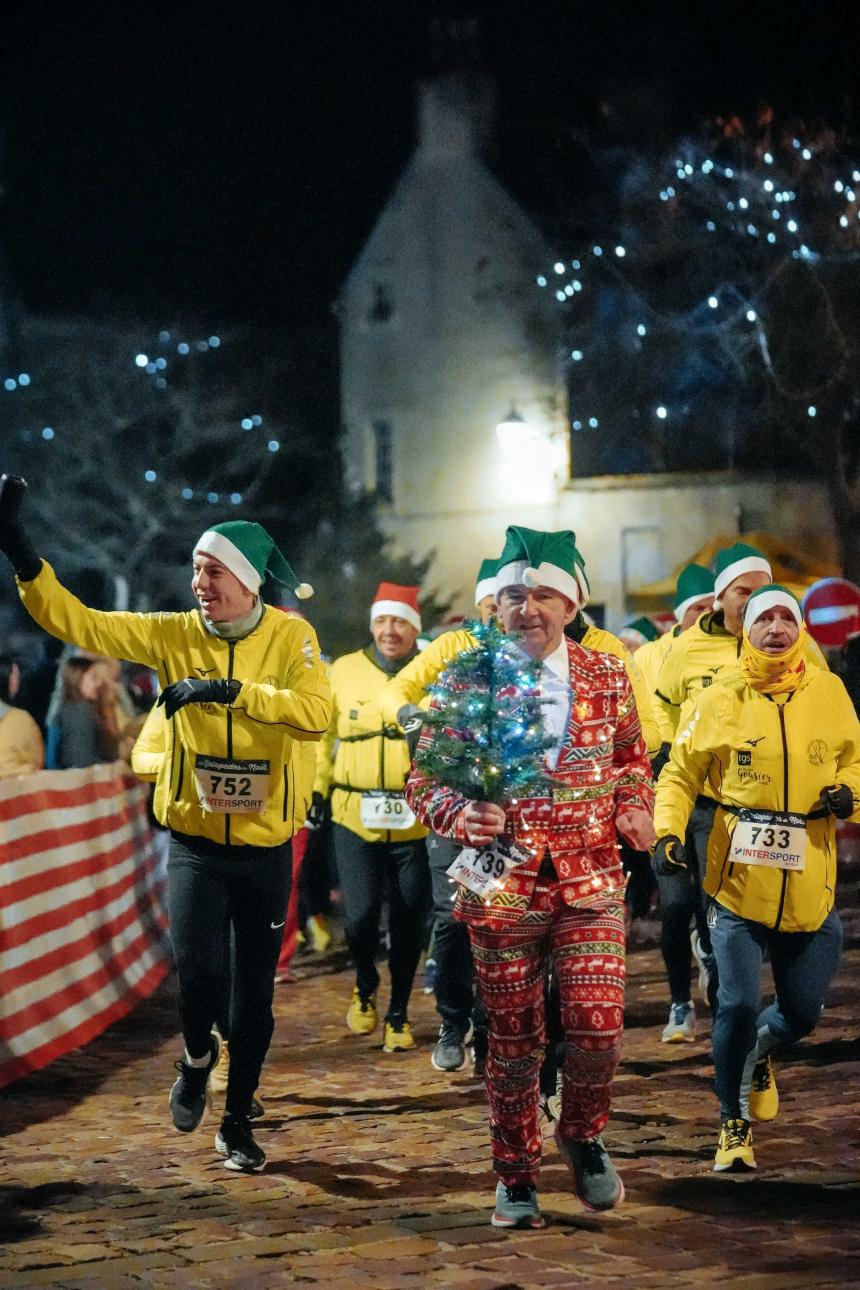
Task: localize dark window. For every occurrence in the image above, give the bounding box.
[373,420,393,501]
[368,284,393,323]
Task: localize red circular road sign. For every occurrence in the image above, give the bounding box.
[802,577,860,648]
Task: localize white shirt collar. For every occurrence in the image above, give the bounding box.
[541,637,570,681]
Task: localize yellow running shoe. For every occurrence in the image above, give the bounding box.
[346,988,378,1035]
[209,1035,229,1096]
[307,914,333,953]
[748,1054,779,1121]
[714,1118,756,1172]
[383,1020,417,1052]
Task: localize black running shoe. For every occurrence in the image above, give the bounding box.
[215,1114,266,1172]
[249,1095,265,1121]
[431,1023,468,1072]
[169,1035,219,1133]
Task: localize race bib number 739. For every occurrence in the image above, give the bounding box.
[446,836,532,899]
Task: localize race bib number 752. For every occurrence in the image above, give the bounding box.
[194,755,271,814]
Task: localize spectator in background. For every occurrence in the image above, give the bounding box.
[0,652,44,777]
[54,657,122,769]
[17,633,65,734]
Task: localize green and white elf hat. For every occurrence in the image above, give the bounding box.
[474,558,498,606]
[743,584,803,635]
[194,521,313,598]
[620,616,661,648]
[674,563,715,622]
[494,526,590,608]
[712,542,771,607]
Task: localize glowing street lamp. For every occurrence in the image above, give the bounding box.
[495,405,530,455]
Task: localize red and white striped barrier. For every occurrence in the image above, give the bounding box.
[0,763,169,1090]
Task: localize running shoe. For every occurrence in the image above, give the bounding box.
[383,1020,416,1052]
[307,914,333,953]
[431,1021,472,1071]
[714,1118,756,1172]
[748,1054,779,1121]
[556,1129,625,1211]
[169,1034,219,1133]
[491,1182,545,1229]
[215,1114,266,1173]
[346,988,378,1035]
[691,930,717,1007]
[209,1035,229,1095]
[422,957,438,994]
[661,1000,696,1043]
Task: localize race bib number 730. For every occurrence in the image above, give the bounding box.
[360,791,416,831]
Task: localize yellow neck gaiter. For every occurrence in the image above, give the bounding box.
[741,625,807,695]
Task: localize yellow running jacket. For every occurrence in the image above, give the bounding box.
[314,647,428,843]
[654,610,827,743]
[377,623,661,754]
[654,667,860,931]
[18,562,331,847]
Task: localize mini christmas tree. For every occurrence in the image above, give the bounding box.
[415,618,554,805]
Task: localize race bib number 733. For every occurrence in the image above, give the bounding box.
[730,808,807,872]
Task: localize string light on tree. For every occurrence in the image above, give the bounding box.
[415,618,553,806]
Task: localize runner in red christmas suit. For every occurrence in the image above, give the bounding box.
[406,526,654,1230]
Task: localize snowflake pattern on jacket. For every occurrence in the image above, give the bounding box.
[405,637,654,927]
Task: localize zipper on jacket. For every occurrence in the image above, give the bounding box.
[173,745,185,801]
[378,706,391,844]
[283,765,289,823]
[773,702,790,931]
[225,642,235,847]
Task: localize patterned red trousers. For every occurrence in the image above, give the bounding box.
[468,883,626,1185]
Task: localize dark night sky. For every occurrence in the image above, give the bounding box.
[2,2,858,329]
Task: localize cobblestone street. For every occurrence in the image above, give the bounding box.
[2,875,858,1289]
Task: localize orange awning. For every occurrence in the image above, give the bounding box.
[632,532,838,604]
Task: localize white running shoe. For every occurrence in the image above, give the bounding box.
[661,1000,696,1043]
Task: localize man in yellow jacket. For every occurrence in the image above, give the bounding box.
[652,544,826,1033]
[654,585,860,1172]
[633,564,715,707]
[632,563,715,1042]
[316,582,431,1052]
[0,476,330,1174]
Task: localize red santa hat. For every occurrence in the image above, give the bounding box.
[370,582,421,633]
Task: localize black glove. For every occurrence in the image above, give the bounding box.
[651,834,688,878]
[0,475,42,581]
[157,677,241,719]
[306,790,329,831]
[820,784,855,820]
[397,702,425,758]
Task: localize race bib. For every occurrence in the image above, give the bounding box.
[730,808,807,872]
[447,836,533,899]
[360,791,416,831]
[194,755,271,814]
